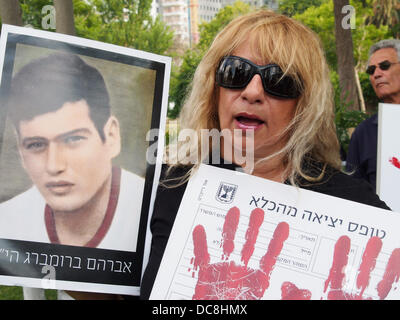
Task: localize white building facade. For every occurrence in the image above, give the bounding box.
[153,0,278,47]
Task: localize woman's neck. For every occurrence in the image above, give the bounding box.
[223,150,288,183]
[248,156,288,183]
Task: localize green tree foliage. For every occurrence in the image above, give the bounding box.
[331,71,368,153]
[294,0,389,113]
[292,0,391,151]
[168,1,251,118]
[15,0,173,55]
[294,1,390,77]
[76,0,173,54]
[368,0,400,37]
[18,0,52,28]
[293,1,337,68]
[278,0,325,16]
[81,0,147,47]
[168,50,203,119]
[197,1,250,51]
[135,16,174,55]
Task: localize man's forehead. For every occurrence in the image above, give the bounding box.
[370,48,398,64]
[18,100,95,139]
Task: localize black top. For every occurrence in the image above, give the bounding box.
[140,160,390,300]
[346,114,378,191]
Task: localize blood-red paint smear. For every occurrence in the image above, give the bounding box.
[192,225,210,273]
[259,222,290,291]
[356,237,382,298]
[389,157,400,169]
[281,281,311,300]
[222,207,240,260]
[323,235,400,300]
[323,235,351,300]
[192,207,400,300]
[191,206,290,300]
[241,208,265,267]
[377,248,400,299]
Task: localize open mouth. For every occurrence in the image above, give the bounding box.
[234,113,265,130]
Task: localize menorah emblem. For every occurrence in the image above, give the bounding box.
[216,182,238,204]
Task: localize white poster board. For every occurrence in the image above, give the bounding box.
[151,164,399,300]
[0,25,171,295]
[377,103,400,212]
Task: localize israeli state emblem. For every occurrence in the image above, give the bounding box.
[216,182,238,204]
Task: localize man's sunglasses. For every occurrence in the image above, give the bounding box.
[366,60,400,75]
[215,56,302,99]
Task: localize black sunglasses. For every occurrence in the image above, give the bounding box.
[215,55,301,99]
[366,60,400,75]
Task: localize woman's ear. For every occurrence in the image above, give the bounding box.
[103,115,121,159]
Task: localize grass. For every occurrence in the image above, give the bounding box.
[0,286,58,300]
[0,286,23,300]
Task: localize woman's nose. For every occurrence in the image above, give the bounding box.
[240,74,265,104]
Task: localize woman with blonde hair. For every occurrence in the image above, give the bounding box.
[140,9,389,299]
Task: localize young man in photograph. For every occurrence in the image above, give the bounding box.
[0,53,145,299]
[2,52,145,251]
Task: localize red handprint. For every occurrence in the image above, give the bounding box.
[389,157,400,169]
[323,235,400,300]
[281,282,312,300]
[190,206,292,300]
[189,206,400,300]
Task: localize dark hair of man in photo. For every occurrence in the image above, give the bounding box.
[7,52,111,141]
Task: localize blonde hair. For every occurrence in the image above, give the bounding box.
[165,9,341,186]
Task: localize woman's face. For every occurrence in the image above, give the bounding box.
[217,42,298,163]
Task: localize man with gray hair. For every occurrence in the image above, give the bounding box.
[346,39,400,192]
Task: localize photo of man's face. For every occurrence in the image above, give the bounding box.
[17,99,120,213]
[0,26,170,294]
